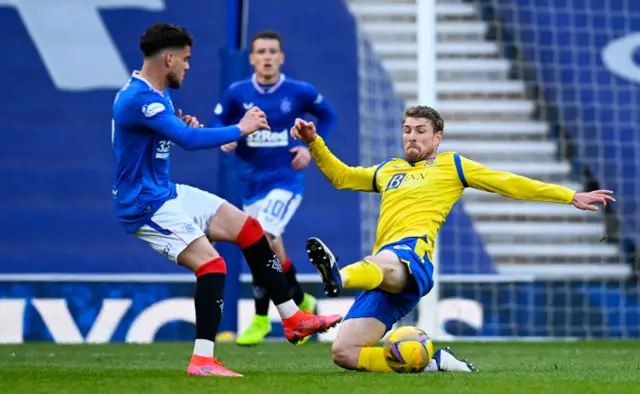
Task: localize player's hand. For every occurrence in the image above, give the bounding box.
[221,141,238,153]
[290,146,311,171]
[571,190,615,211]
[290,118,317,145]
[177,109,202,127]
[238,107,270,135]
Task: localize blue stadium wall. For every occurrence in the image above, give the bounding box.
[0,0,492,278]
[0,0,363,274]
[1,0,638,343]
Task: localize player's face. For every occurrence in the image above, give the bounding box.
[250,38,284,79]
[402,117,442,162]
[165,46,191,89]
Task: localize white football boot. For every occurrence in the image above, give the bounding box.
[425,347,478,372]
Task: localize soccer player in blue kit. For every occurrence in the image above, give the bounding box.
[111,23,342,377]
[211,30,338,346]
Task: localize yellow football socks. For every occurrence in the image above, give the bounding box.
[356,347,393,372]
[340,260,383,291]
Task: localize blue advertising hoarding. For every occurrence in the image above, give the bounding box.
[2,280,638,343]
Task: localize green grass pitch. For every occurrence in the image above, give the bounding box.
[1,341,639,393]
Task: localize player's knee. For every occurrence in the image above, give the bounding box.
[195,256,227,276]
[363,255,376,263]
[331,342,359,370]
[380,265,401,282]
[378,263,408,293]
[177,237,219,272]
[208,203,263,243]
[234,215,265,248]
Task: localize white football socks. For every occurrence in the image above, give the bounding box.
[193,339,214,358]
[275,300,299,319]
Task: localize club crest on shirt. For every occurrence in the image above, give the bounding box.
[423,159,437,167]
[280,97,291,114]
[182,222,196,235]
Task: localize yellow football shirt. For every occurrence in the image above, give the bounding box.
[309,136,576,261]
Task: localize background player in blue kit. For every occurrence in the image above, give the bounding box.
[112,23,342,377]
[211,30,338,346]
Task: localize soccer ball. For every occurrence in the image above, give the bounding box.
[383,326,434,373]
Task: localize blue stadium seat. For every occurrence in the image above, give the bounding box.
[480,0,639,265]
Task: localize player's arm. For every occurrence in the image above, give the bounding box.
[291,119,377,191]
[309,136,378,191]
[133,95,264,151]
[301,83,338,138]
[456,154,576,203]
[142,105,241,150]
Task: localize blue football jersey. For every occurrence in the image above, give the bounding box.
[112,72,242,233]
[211,73,337,203]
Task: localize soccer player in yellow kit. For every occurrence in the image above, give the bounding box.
[290,105,614,373]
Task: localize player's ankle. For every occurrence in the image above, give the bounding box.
[190,354,213,364]
[283,309,307,322]
[253,314,270,324]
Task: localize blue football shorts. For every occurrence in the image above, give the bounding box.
[343,236,435,331]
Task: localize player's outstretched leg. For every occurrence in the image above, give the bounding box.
[237,256,316,346]
[238,191,318,346]
[282,256,317,314]
[308,237,476,373]
[282,256,317,345]
[307,237,387,297]
[210,205,342,344]
[268,234,314,312]
[331,316,477,373]
[285,264,317,317]
[306,237,344,297]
